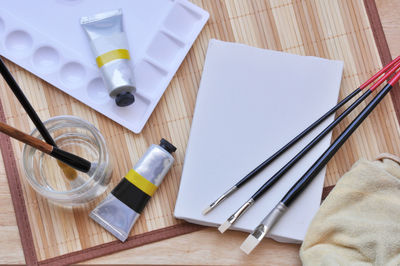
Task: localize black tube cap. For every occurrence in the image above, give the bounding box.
[159,138,177,154]
[115,91,135,107]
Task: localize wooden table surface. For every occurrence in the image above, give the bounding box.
[1,0,399,264]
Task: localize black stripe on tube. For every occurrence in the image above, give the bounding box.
[111,178,150,213]
[281,84,393,207]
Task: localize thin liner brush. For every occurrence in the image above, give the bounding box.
[0,57,80,182]
[218,59,400,233]
[0,120,95,173]
[240,68,400,255]
[203,55,400,215]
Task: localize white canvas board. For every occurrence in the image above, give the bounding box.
[174,39,344,243]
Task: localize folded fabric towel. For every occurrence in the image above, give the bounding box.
[300,153,400,266]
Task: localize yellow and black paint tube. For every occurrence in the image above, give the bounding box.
[90,139,176,242]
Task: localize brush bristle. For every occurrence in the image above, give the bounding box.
[240,234,260,255]
[57,160,78,181]
[202,205,213,215]
[218,220,232,233]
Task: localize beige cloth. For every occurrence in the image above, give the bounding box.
[300,154,400,266]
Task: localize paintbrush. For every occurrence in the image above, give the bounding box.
[0,57,80,183]
[218,59,400,233]
[0,120,96,174]
[202,56,400,215]
[240,66,400,255]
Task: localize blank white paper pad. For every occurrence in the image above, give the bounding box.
[174,39,344,243]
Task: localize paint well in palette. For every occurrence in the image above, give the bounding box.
[147,32,184,67]
[33,46,60,73]
[87,78,112,105]
[60,62,86,88]
[135,60,167,98]
[164,3,203,40]
[5,30,33,58]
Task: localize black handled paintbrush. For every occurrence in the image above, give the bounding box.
[203,56,400,215]
[218,59,400,233]
[0,120,95,174]
[240,66,400,255]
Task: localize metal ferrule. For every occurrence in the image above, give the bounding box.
[228,198,255,224]
[251,202,287,241]
[208,185,238,212]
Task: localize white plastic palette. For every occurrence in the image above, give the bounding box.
[0,0,209,133]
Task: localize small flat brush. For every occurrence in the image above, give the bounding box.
[240,68,400,255]
[218,59,400,233]
[203,55,400,215]
[0,121,95,174]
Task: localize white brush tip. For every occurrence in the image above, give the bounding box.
[202,205,212,215]
[218,220,232,233]
[240,234,260,255]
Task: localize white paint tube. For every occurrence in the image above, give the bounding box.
[81,9,136,107]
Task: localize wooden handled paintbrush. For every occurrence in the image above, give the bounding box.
[0,121,94,173]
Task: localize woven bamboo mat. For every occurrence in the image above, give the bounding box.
[1,0,399,264]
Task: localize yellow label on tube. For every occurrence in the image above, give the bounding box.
[125,169,158,196]
[96,49,130,68]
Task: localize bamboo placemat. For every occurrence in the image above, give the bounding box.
[1,0,399,265]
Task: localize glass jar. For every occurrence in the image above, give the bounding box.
[22,115,112,206]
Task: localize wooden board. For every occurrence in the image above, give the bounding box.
[0,0,399,264]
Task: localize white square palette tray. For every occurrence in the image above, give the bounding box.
[0,0,209,133]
